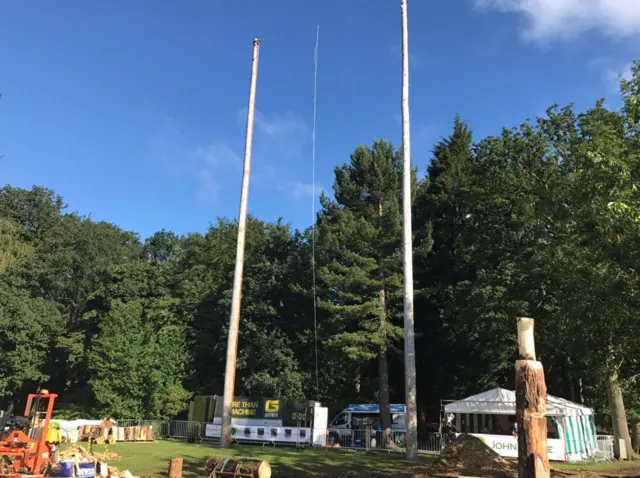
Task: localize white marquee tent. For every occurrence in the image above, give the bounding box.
[443,388,597,461]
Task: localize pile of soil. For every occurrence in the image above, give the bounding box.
[434,434,514,473]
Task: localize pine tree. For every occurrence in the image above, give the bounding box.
[318,140,416,442]
[414,116,478,398]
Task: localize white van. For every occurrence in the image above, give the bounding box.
[328,403,406,445]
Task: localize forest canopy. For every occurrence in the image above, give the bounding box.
[1,61,639,449]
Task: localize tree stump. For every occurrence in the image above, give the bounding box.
[168,458,183,478]
[515,317,550,478]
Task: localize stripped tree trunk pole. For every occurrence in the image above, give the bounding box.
[220,38,261,449]
[515,317,550,478]
[400,0,418,460]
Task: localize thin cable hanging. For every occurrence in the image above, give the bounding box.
[311,24,320,401]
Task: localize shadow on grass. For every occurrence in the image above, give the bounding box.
[168,445,435,477]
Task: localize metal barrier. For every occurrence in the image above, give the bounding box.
[114,420,189,440]
[108,421,443,455]
[167,420,201,440]
[594,435,615,462]
[418,433,443,455]
[326,428,442,455]
[104,421,612,462]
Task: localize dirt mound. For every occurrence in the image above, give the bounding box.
[434,434,514,473]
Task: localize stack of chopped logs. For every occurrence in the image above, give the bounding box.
[78,419,155,444]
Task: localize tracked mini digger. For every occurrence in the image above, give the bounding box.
[0,390,59,478]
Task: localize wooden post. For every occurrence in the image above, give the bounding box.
[168,458,183,478]
[400,0,418,460]
[515,317,550,478]
[220,38,261,448]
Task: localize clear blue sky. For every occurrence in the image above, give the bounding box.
[1,0,637,239]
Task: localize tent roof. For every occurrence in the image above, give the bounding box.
[443,388,593,416]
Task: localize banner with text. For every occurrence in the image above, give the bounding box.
[461,434,565,461]
[212,397,316,426]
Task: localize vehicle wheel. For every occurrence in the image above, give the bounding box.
[329,431,339,445]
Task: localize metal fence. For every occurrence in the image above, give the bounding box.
[326,429,442,454]
[112,420,614,462]
[594,435,615,462]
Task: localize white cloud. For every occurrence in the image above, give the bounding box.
[154,108,310,199]
[474,0,640,41]
[150,119,242,199]
[281,181,324,201]
[188,143,242,195]
[236,108,309,164]
[237,108,308,138]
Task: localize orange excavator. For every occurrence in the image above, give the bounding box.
[0,390,58,478]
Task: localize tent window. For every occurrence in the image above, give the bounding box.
[547,417,559,439]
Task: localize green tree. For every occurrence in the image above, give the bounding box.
[0,218,33,273]
[318,140,416,440]
[414,116,477,402]
[180,217,309,400]
[0,283,63,398]
[89,299,188,419]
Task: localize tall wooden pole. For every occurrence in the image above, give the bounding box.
[515,317,550,478]
[400,0,418,460]
[220,38,261,449]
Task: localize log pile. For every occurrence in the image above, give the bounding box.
[77,425,155,443]
[205,457,271,478]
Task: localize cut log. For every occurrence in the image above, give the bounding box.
[204,457,270,478]
[515,317,550,478]
[168,458,183,478]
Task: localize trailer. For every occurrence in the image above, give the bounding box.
[190,396,328,447]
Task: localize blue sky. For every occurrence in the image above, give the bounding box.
[1,0,638,239]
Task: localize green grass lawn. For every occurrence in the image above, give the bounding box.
[76,440,638,477]
[84,440,432,477]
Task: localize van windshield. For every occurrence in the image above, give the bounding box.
[392,414,405,426]
[331,413,347,427]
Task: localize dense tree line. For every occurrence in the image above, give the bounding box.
[1,62,640,453]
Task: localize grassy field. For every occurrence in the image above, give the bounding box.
[78,440,638,477]
[84,440,432,477]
